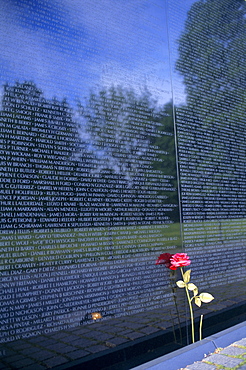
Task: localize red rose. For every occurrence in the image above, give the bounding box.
[170,253,191,269]
[156,253,173,268]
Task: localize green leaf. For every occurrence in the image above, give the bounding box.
[200,292,214,303]
[183,269,191,283]
[195,297,201,307]
[176,280,186,288]
[188,283,197,291]
[193,287,199,296]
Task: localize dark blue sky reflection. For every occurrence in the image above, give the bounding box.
[0,0,196,105]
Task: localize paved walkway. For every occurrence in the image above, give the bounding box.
[0,282,245,369]
[182,337,246,370]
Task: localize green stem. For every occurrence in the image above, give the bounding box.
[199,314,203,341]
[171,284,183,344]
[180,267,195,343]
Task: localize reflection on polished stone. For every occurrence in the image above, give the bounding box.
[0,0,245,354]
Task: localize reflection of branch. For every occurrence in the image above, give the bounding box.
[169,270,183,345]
[77,86,159,186]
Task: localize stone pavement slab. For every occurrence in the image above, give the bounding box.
[220,346,246,356]
[234,339,246,347]
[186,363,216,370]
[184,335,246,370]
[203,353,244,367]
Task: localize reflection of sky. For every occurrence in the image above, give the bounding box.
[0,0,196,106]
[166,0,197,105]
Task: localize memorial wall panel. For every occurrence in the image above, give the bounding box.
[0,0,181,342]
[0,0,245,350]
[167,0,246,286]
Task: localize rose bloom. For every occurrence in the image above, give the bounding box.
[170,253,191,270]
[156,253,173,268]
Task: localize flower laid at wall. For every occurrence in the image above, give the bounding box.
[156,253,214,343]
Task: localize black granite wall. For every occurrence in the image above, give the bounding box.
[0,0,245,343]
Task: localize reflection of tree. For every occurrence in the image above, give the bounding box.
[0,82,179,229]
[0,82,79,228]
[77,86,158,184]
[176,0,245,111]
[151,101,179,221]
[175,0,246,221]
[76,86,179,225]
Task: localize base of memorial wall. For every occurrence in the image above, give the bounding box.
[1,243,244,345]
[0,280,245,370]
[1,260,244,344]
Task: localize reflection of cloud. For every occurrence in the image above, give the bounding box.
[60,0,172,104]
[0,2,100,102]
[60,0,149,53]
[99,56,172,106]
[0,0,188,105]
[0,85,4,111]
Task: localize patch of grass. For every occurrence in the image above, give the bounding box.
[1,217,245,272]
[0,223,182,271]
